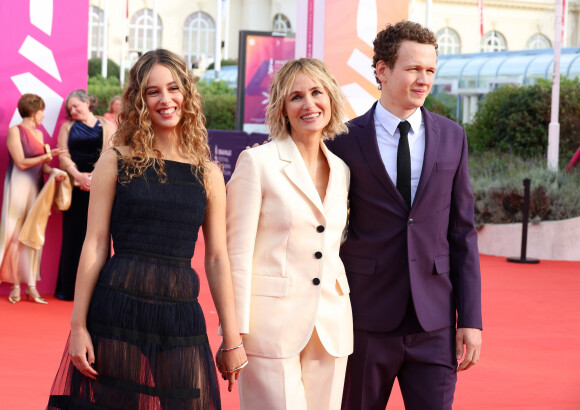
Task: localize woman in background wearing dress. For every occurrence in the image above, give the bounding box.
[225,58,352,409]
[103,95,121,132]
[55,89,114,300]
[47,49,246,409]
[0,94,67,304]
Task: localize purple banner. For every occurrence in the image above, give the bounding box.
[208,130,268,183]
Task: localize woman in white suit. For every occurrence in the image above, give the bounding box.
[223,58,353,409]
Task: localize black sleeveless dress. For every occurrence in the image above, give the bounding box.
[56,120,105,300]
[48,158,221,409]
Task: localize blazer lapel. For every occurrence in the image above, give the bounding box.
[414,107,440,205]
[354,102,408,210]
[278,137,325,216]
[321,142,343,212]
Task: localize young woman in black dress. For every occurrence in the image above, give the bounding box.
[48,49,246,409]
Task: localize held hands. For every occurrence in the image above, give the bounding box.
[456,327,482,372]
[215,340,248,392]
[69,327,99,380]
[75,172,93,191]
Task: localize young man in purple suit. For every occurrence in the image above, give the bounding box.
[326,21,482,409]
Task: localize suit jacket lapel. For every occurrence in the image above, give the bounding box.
[414,107,440,204]
[354,102,408,210]
[278,137,325,216]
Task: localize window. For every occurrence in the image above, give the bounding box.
[183,12,215,70]
[481,31,507,52]
[527,33,551,49]
[436,27,461,55]
[129,9,163,57]
[273,13,291,33]
[89,6,104,58]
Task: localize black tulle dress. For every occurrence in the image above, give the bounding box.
[48,158,221,410]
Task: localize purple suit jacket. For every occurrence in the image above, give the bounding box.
[326,103,482,333]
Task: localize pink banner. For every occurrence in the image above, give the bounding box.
[0,0,89,295]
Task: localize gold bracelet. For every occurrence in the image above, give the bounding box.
[221,342,243,352]
[226,360,248,374]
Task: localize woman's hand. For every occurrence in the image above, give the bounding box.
[76,172,93,191]
[215,341,248,392]
[53,169,68,182]
[69,327,98,380]
[51,147,68,157]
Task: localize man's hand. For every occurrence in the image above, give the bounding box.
[455,327,481,372]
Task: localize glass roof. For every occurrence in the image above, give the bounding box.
[435,48,580,89]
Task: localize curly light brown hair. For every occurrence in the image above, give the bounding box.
[113,49,210,185]
[373,21,438,87]
[17,93,45,117]
[266,58,348,141]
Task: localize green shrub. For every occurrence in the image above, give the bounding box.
[465,77,580,163]
[88,76,124,115]
[469,151,580,227]
[202,93,236,130]
[88,58,121,80]
[206,59,237,70]
[197,79,235,96]
[424,94,457,122]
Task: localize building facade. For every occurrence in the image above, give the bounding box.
[88,0,576,73]
[409,0,580,55]
[89,0,295,73]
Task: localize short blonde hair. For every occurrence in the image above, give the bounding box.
[265,58,348,141]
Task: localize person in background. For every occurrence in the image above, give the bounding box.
[0,94,67,304]
[47,48,246,409]
[326,21,482,410]
[55,89,114,301]
[225,58,352,410]
[103,95,122,132]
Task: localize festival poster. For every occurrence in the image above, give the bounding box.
[324,0,407,118]
[236,32,295,133]
[0,0,89,294]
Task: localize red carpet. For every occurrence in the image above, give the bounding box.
[1,249,579,409]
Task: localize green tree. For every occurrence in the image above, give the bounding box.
[87,76,124,115]
[88,58,121,79]
[465,77,580,163]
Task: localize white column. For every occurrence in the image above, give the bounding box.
[548,0,563,172]
[214,0,222,79]
[88,6,93,59]
[120,0,128,86]
[152,0,158,49]
[101,0,108,78]
[425,0,432,29]
[223,0,230,59]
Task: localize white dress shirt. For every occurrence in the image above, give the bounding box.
[374,101,425,206]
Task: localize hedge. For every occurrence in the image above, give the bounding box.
[465,77,580,164]
[469,151,580,227]
[87,76,124,116]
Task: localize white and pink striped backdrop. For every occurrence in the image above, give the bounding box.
[0,0,89,295]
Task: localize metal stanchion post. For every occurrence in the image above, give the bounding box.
[507,178,540,264]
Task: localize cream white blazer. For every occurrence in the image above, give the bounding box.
[226,136,353,359]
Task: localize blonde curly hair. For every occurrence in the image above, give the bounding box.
[113,49,210,185]
[265,58,348,141]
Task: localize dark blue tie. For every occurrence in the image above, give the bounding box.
[397,121,411,208]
